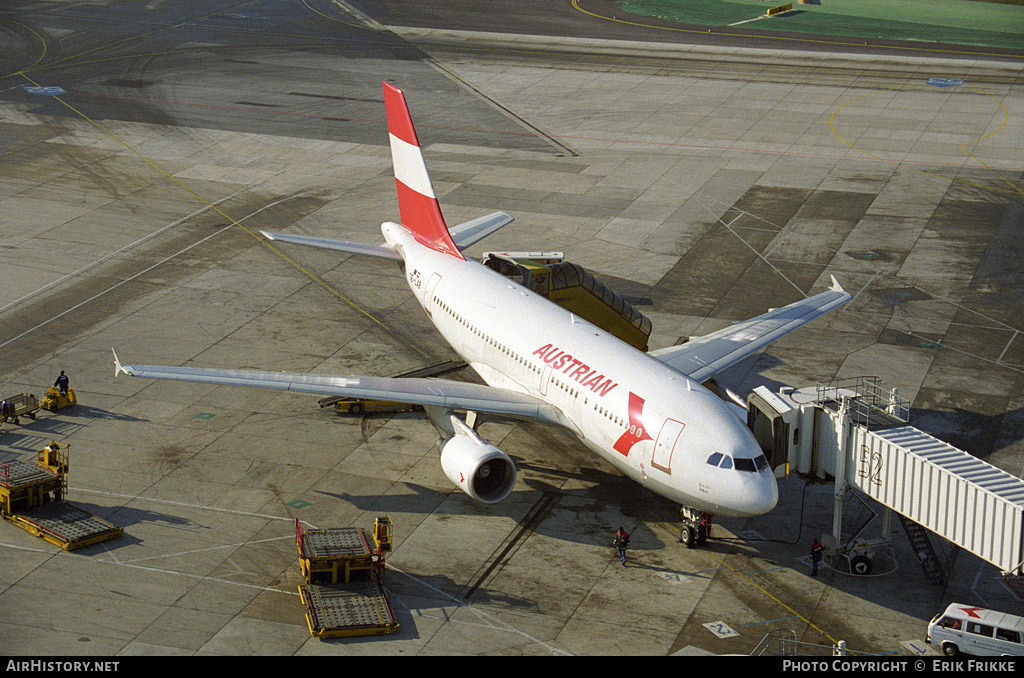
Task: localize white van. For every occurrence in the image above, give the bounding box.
[927,603,1024,656]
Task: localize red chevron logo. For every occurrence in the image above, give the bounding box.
[613,392,653,457]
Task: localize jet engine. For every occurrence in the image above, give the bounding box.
[439,422,517,503]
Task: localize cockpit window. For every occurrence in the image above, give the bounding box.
[710,453,768,472]
[734,457,757,472]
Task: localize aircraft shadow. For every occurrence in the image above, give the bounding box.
[106,504,202,531]
[309,571,539,645]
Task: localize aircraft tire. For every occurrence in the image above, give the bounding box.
[680,525,696,548]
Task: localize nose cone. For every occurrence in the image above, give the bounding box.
[707,417,779,517]
[732,470,778,517]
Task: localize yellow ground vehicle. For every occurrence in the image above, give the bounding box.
[296,515,398,638]
[40,387,75,412]
[0,442,123,550]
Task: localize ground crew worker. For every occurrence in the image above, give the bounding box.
[811,538,823,576]
[614,526,630,566]
[697,514,711,543]
[54,371,69,396]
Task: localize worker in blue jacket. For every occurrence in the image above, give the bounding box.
[614,526,630,566]
[54,371,69,396]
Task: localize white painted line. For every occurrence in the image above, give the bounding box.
[0,539,298,595]
[387,563,572,655]
[116,535,295,565]
[75,487,313,526]
[0,193,303,351]
[0,191,242,318]
[729,15,768,26]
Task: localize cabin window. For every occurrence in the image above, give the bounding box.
[996,628,1021,643]
[966,622,994,637]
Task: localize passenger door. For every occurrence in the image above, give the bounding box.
[651,419,685,473]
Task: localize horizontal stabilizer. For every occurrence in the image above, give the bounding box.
[450,212,514,250]
[261,231,401,261]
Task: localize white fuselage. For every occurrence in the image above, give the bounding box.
[385,222,778,517]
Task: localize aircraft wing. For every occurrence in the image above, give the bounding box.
[113,352,559,422]
[649,277,851,383]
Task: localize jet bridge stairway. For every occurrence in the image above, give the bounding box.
[897,513,949,585]
[483,252,653,351]
[747,377,1024,581]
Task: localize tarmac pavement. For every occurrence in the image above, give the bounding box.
[0,0,1022,656]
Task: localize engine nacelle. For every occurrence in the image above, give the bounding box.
[439,431,517,504]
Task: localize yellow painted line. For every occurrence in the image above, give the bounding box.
[830,88,1022,197]
[711,552,844,647]
[958,87,1022,197]
[15,72,429,354]
[1,18,49,79]
[570,0,1024,61]
[17,0,262,77]
[15,43,340,79]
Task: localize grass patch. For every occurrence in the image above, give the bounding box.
[616,0,1024,49]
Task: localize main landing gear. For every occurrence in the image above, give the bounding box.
[679,507,713,549]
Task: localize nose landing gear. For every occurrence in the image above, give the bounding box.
[679,507,713,549]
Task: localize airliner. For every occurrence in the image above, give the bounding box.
[114,82,851,546]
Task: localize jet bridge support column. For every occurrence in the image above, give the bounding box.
[831,396,850,559]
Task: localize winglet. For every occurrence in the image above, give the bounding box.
[382,82,464,260]
[830,274,845,293]
[112,349,129,378]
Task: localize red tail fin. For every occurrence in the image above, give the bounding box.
[382,82,464,260]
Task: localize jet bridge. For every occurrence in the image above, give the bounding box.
[747,377,1024,582]
[482,252,653,352]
